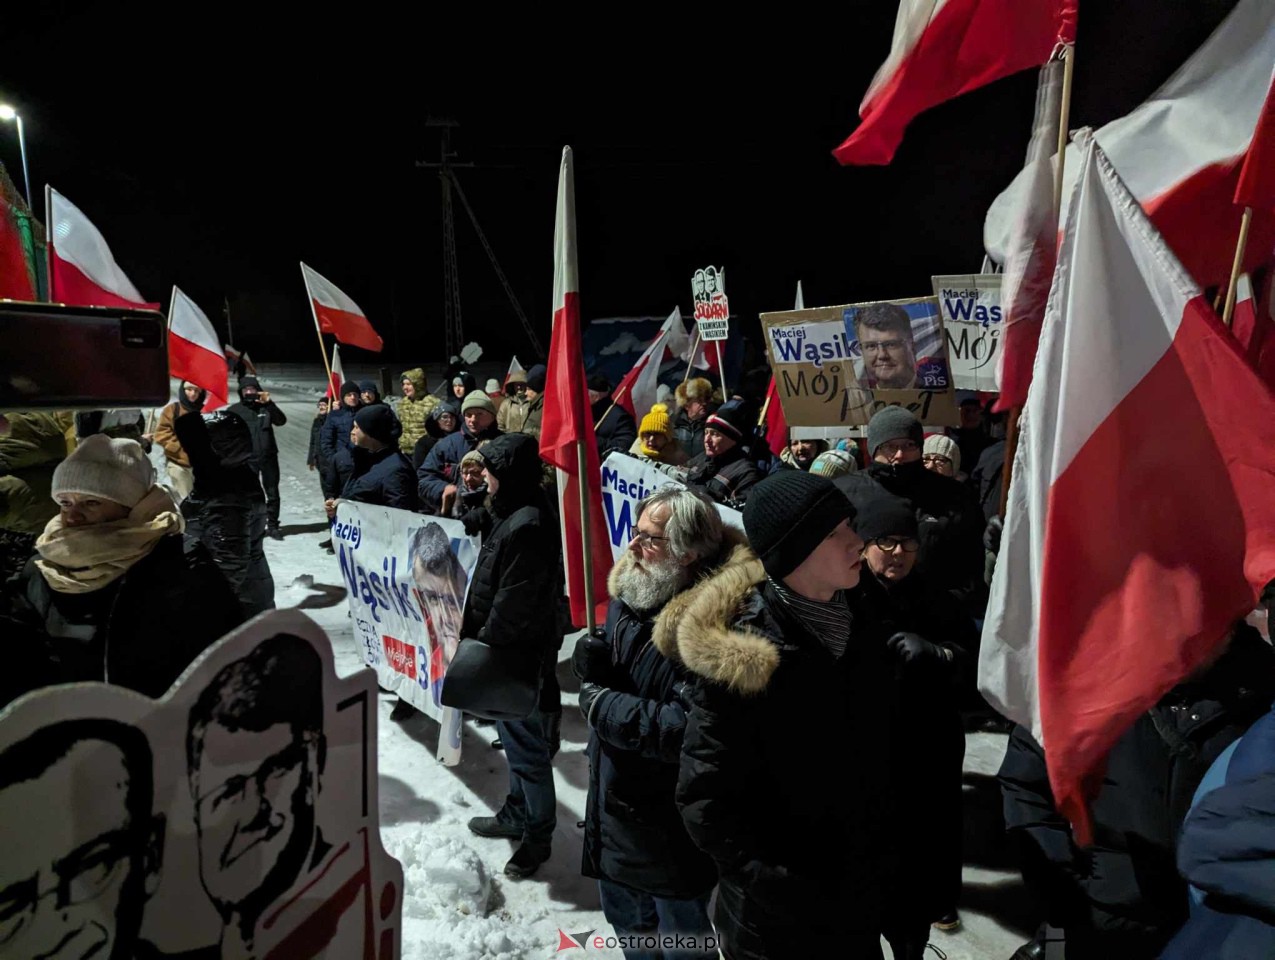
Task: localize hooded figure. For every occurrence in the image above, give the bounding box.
[413,400,461,471]
[359,379,382,405]
[498,368,532,434]
[154,380,207,499]
[0,435,243,708]
[176,409,276,617]
[321,381,364,496]
[780,437,828,472]
[454,433,562,880]
[227,375,287,535]
[451,371,478,402]
[396,367,439,456]
[519,365,548,441]
[417,393,502,512]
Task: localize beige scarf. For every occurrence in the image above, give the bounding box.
[35,486,185,594]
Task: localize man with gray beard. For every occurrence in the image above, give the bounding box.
[574,487,731,959]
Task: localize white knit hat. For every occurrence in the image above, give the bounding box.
[484,378,501,394]
[923,434,961,474]
[51,434,155,509]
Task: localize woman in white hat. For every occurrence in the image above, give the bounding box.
[1,434,244,707]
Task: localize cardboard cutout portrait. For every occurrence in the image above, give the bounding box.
[932,274,1003,392]
[760,298,958,427]
[0,610,403,960]
[691,266,730,341]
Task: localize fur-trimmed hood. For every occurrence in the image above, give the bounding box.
[649,528,780,696]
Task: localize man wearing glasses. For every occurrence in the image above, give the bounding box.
[854,302,919,390]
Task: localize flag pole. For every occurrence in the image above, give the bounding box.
[1002,42,1074,519]
[301,264,336,391]
[715,340,728,397]
[576,439,597,632]
[594,389,625,432]
[682,329,702,387]
[44,184,54,303]
[1220,207,1254,328]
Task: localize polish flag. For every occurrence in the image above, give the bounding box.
[300,263,383,353]
[662,305,692,368]
[47,187,158,310]
[761,281,803,456]
[503,355,526,389]
[612,327,670,420]
[168,287,229,409]
[1232,272,1275,392]
[326,342,346,399]
[539,146,612,628]
[984,0,1275,287]
[979,132,1275,842]
[1235,76,1275,209]
[834,0,1076,166]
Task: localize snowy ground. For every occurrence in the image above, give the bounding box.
[162,366,1033,960]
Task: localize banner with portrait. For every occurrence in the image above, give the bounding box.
[332,503,480,765]
[932,274,1003,392]
[0,609,404,959]
[760,298,959,427]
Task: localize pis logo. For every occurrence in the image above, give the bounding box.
[556,928,596,951]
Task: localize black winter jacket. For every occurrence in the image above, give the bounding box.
[417,421,502,508]
[685,446,760,506]
[307,415,326,469]
[580,559,720,899]
[592,398,638,461]
[1,535,244,707]
[228,397,287,464]
[321,402,362,492]
[999,626,1275,959]
[970,438,1007,522]
[671,542,898,958]
[340,446,418,512]
[673,409,707,460]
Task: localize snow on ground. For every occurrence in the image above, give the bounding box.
[168,366,1033,960]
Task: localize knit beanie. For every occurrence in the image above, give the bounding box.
[851,492,918,543]
[354,404,402,445]
[587,375,612,394]
[866,406,923,458]
[809,449,857,479]
[461,391,497,416]
[52,434,156,509]
[485,378,501,394]
[742,472,855,579]
[705,401,752,443]
[525,364,547,392]
[460,449,486,470]
[359,379,380,396]
[340,381,362,401]
[923,434,961,473]
[639,403,673,437]
[238,376,262,400]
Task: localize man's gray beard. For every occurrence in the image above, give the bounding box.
[613,549,690,613]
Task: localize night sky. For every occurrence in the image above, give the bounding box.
[3,1,1239,365]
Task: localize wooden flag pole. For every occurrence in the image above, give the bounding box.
[682,329,702,388]
[594,384,628,433]
[576,438,597,632]
[714,340,728,397]
[301,264,336,391]
[1221,206,1254,328]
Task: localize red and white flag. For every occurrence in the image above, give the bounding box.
[47,187,158,310]
[327,342,346,399]
[985,0,1275,287]
[168,287,229,409]
[834,0,1076,166]
[300,262,383,353]
[539,147,612,628]
[1235,74,1275,210]
[993,61,1063,412]
[1232,272,1275,392]
[979,132,1275,842]
[612,327,670,420]
[662,305,692,367]
[761,281,803,456]
[503,355,526,389]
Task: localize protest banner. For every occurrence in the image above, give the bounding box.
[760,298,959,427]
[932,274,1003,392]
[600,453,743,560]
[692,265,731,341]
[333,503,480,765]
[0,609,404,959]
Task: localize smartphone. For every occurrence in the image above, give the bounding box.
[0,300,170,410]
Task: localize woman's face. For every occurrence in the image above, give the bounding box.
[641,431,668,452]
[55,492,131,528]
[452,383,467,399]
[864,537,920,581]
[437,413,458,434]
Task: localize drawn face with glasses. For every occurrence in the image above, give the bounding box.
[863,535,921,582]
[0,730,162,959]
[857,325,917,389]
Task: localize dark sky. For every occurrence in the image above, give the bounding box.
[2,1,1239,365]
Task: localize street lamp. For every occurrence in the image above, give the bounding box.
[0,103,32,211]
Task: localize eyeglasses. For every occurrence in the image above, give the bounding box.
[866,537,920,554]
[861,339,907,354]
[876,440,919,457]
[922,455,952,466]
[197,739,309,817]
[630,531,670,549]
[0,829,136,945]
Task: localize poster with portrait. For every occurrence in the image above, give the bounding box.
[691,266,730,341]
[760,297,959,427]
[333,504,480,765]
[0,609,404,959]
[932,274,1003,392]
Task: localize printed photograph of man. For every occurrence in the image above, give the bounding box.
[853,301,918,390]
[408,523,470,707]
[186,634,329,958]
[0,718,173,960]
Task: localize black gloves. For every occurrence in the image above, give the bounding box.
[579,682,607,725]
[543,710,562,758]
[572,631,612,683]
[887,631,951,667]
[459,506,492,539]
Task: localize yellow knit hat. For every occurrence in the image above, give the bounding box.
[639,403,673,437]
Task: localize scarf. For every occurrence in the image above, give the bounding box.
[35,486,185,594]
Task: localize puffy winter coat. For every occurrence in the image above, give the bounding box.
[837,460,986,616]
[1160,704,1275,960]
[0,411,74,536]
[591,398,637,461]
[396,368,439,456]
[580,552,725,899]
[155,400,195,468]
[1000,626,1275,959]
[520,393,545,440]
[1,535,244,708]
[340,446,418,512]
[307,415,325,469]
[417,421,502,509]
[672,408,707,461]
[321,401,362,492]
[684,446,760,506]
[671,541,899,958]
[970,438,1006,522]
[228,396,287,465]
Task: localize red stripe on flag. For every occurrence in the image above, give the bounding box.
[313,301,384,353]
[169,332,230,409]
[1037,295,1275,841]
[50,253,159,310]
[1235,79,1275,210]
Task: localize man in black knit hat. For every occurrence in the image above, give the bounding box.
[671,470,901,959]
[321,382,364,498]
[228,376,288,538]
[683,400,761,506]
[326,404,417,515]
